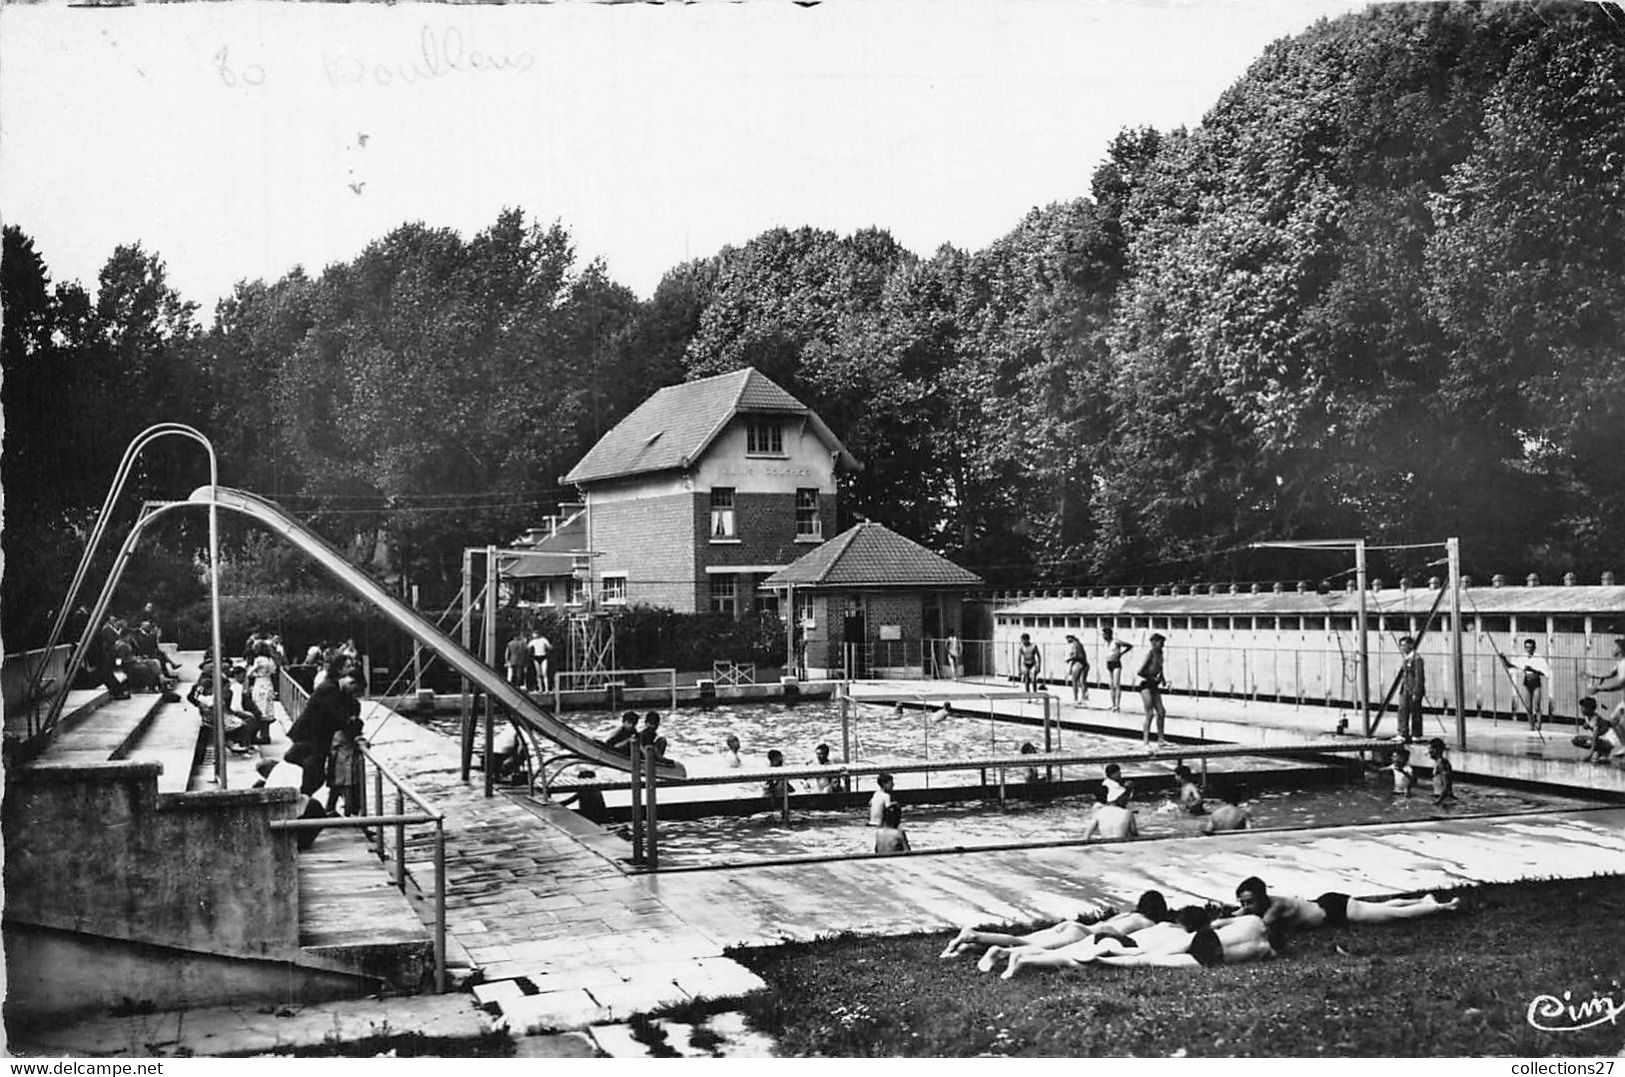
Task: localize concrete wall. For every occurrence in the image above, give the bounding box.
[3,924,369,1032]
[3,761,303,962]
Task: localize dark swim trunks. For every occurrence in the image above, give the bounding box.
[1189,928,1225,968]
[1090,929,1137,948]
[1106,660,1122,672]
[1314,892,1351,928]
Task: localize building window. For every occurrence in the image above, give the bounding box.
[746,421,783,455]
[601,575,627,605]
[710,574,737,614]
[568,577,588,607]
[710,487,736,539]
[795,488,821,539]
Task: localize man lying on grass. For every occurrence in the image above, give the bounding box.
[1000,905,1224,979]
[1225,876,1460,930]
[1093,914,1278,970]
[938,890,1169,966]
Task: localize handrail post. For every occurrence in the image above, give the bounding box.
[483,545,498,799]
[395,787,407,892]
[434,820,447,993]
[644,748,659,871]
[459,548,473,782]
[374,759,386,858]
[629,738,644,863]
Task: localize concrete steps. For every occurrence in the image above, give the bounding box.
[5,654,446,1022]
[297,826,433,991]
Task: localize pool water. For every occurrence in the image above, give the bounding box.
[644,780,1599,869]
[405,698,1602,869]
[416,697,1299,785]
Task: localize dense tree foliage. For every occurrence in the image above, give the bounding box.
[6,1,1623,647]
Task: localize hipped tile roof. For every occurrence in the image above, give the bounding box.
[763,522,983,589]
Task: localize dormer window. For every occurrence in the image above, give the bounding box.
[746,420,783,456]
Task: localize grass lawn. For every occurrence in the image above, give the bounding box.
[646,876,1625,1057]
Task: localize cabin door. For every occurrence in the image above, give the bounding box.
[843,608,868,678]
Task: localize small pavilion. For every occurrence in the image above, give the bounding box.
[762,521,983,679]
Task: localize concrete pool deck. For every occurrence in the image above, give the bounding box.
[27,681,1625,1057]
[361,697,1625,1052]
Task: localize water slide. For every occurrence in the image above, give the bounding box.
[191,485,687,779]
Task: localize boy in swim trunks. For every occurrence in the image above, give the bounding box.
[1427,737,1455,804]
[1065,634,1089,705]
[1103,627,1133,712]
[1096,914,1277,969]
[1227,876,1459,931]
[1017,633,1042,692]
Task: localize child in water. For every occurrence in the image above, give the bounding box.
[874,802,911,855]
[1427,738,1455,804]
[1390,745,1415,798]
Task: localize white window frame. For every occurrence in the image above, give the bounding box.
[795,487,822,541]
[710,487,737,541]
[746,421,784,456]
[601,574,628,606]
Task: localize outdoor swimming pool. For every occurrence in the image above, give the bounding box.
[416,695,1297,788]
[647,779,1600,869]
[408,697,1603,869]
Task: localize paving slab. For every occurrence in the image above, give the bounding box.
[14,994,494,1058]
[512,1030,599,1058]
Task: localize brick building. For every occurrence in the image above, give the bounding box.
[518,368,860,615]
[763,521,984,679]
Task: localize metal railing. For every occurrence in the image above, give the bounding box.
[711,660,756,686]
[978,636,1612,725]
[590,735,1393,869]
[279,669,448,992]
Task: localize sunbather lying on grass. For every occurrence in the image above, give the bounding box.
[1095,913,1278,969]
[938,890,1169,967]
[1000,904,1215,979]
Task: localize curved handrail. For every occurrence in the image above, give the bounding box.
[45,500,190,732]
[189,485,687,780]
[31,425,213,698]
[31,424,226,782]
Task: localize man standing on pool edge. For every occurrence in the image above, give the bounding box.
[1136,633,1168,748]
[1397,635,1427,741]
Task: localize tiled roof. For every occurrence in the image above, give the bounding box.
[500,510,584,579]
[561,367,858,485]
[763,522,984,589]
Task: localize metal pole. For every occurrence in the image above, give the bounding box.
[645,747,659,871]
[1356,539,1370,737]
[459,549,473,782]
[411,583,422,694]
[433,821,447,993]
[374,763,385,858]
[205,475,226,789]
[840,686,851,764]
[785,584,795,675]
[1449,537,1465,750]
[484,546,498,799]
[395,787,406,892]
[629,737,644,863]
